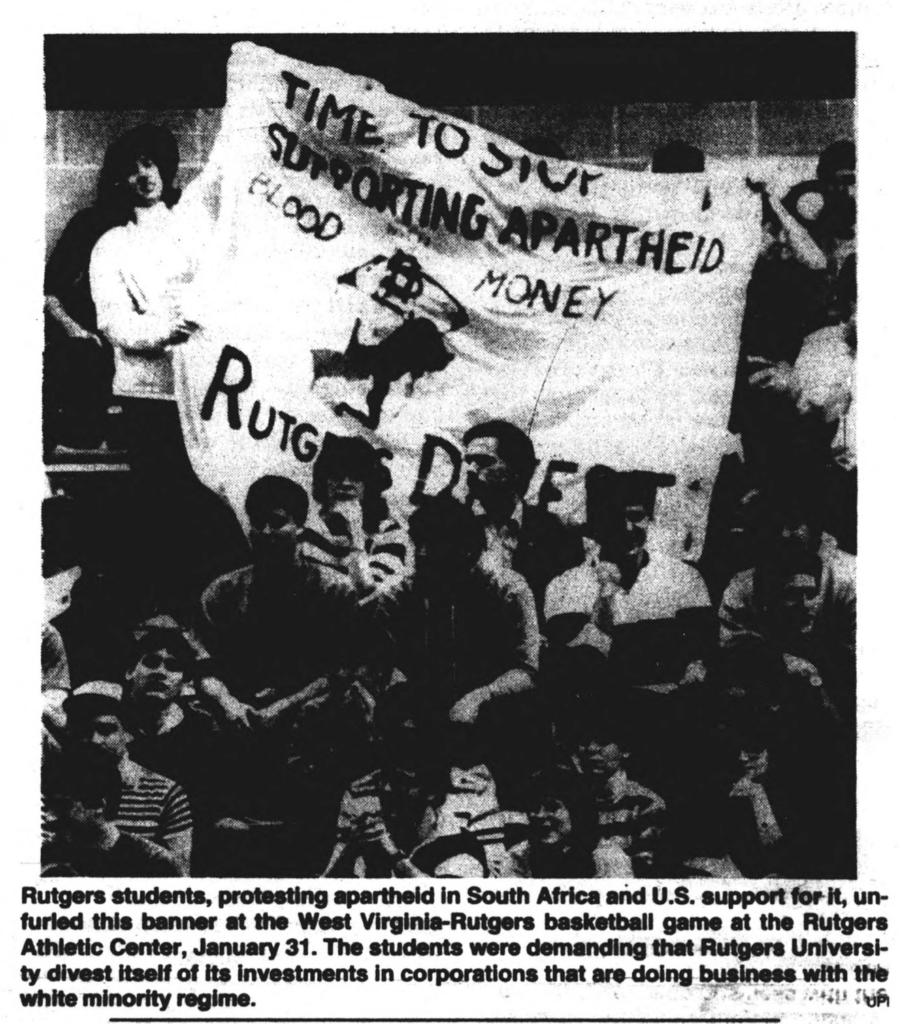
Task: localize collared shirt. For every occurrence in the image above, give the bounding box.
[472,496,524,574]
[545,541,710,626]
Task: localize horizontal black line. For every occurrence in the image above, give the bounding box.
[109,1018,782,1023]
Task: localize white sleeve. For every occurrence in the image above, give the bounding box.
[90,230,176,350]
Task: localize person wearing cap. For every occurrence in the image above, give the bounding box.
[463,419,583,619]
[719,494,855,716]
[544,467,711,662]
[54,681,192,875]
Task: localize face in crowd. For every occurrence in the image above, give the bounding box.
[245,476,310,570]
[126,644,188,707]
[67,709,131,766]
[529,796,574,848]
[44,565,82,625]
[125,155,164,208]
[575,740,625,785]
[587,499,651,568]
[466,436,515,502]
[324,473,366,506]
[463,423,536,509]
[249,503,304,566]
[761,515,823,633]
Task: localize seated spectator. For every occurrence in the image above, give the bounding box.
[302,433,411,604]
[324,688,528,878]
[719,496,855,711]
[545,468,712,683]
[555,713,666,878]
[463,419,583,616]
[42,747,182,877]
[49,682,192,874]
[399,497,540,727]
[515,772,591,879]
[121,625,225,828]
[200,475,338,727]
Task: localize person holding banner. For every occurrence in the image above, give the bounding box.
[89,125,200,454]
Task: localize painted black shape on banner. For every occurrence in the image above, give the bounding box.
[337,248,469,331]
[312,250,468,430]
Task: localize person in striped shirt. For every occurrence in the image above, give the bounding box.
[302,433,411,609]
[45,682,192,876]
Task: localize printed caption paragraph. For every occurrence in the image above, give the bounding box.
[17,883,891,1013]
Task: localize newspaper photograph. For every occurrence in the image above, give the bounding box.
[9,15,896,1024]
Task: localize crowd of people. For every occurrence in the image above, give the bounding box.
[41,124,857,880]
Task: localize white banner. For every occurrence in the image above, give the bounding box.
[175,42,761,550]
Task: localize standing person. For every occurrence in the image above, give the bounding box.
[89,124,199,457]
[89,124,245,606]
[463,419,583,616]
[43,135,133,452]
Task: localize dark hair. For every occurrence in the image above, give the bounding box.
[244,475,309,530]
[408,495,486,565]
[520,136,568,160]
[43,746,121,806]
[652,140,705,174]
[755,483,826,553]
[127,627,197,677]
[63,693,125,730]
[312,434,391,532]
[96,124,181,225]
[42,496,80,578]
[463,419,537,496]
[817,139,855,182]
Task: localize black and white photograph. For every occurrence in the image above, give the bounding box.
[39,31,859,884]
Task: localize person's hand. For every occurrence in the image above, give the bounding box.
[449,689,488,725]
[678,659,707,688]
[747,357,798,395]
[356,813,394,849]
[730,776,764,799]
[249,702,284,729]
[214,817,251,831]
[220,697,255,730]
[783,654,824,688]
[60,802,119,850]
